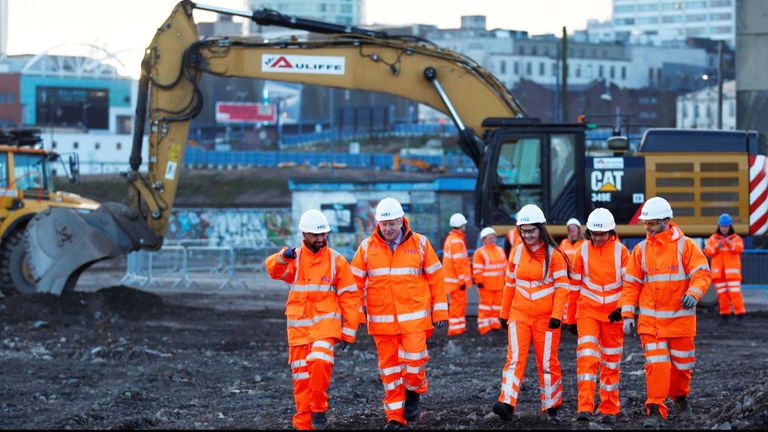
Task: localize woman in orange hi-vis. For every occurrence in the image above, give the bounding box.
[618,197,711,429]
[472,227,507,334]
[566,208,629,425]
[492,204,571,424]
[704,213,746,325]
[351,197,448,431]
[264,210,361,431]
[443,213,472,336]
[559,218,585,323]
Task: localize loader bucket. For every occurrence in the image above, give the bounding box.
[26,202,162,296]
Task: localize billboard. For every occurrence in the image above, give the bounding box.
[215,102,276,124]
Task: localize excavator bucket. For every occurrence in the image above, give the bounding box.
[25,202,161,296]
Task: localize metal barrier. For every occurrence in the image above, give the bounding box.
[741,250,768,289]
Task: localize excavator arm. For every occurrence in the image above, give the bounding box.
[25,1,524,295]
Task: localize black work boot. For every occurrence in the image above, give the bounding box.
[311,412,327,430]
[576,411,591,422]
[384,420,405,430]
[643,404,663,429]
[492,401,516,421]
[546,406,561,424]
[404,390,421,421]
[601,414,616,424]
[736,314,745,322]
[674,396,692,419]
[718,314,729,326]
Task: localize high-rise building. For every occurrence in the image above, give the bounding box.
[247,0,363,34]
[612,0,735,47]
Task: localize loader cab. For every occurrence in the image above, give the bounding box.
[476,119,587,235]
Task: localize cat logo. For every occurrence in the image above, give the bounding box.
[591,170,624,192]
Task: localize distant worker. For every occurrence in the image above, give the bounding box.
[472,227,507,334]
[351,197,448,430]
[704,213,746,325]
[442,212,472,336]
[504,225,522,256]
[618,197,711,428]
[264,209,361,430]
[560,218,585,323]
[566,208,629,424]
[493,204,571,424]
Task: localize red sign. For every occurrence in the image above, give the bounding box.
[216,102,276,124]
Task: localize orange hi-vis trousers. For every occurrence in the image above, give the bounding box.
[576,317,624,415]
[288,338,336,430]
[713,279,746,315]
[640,334,696,419]
[498,318,563,411]
[448,289,467,336]
[477,289,503,334]
[373,332,430,425]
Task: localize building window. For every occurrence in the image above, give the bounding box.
[682,104,688,119]
[531,46,537,55]
[575,64,582,78]
[116,115,132,134]
[621,66,627,80]
[514,61,519,74]
[705,105,711,119]
[599,65,604,78]
[710,0,732,6]
[610,65,615,79]
[710,13,732,21]
[539,62,545,76]
[552,63,558,77]
[73,142,79,149]
[729,101,735,117]
[52,141,57,149]
[95,142,101,150]
[694,105,699,119]
[117,142,122,151]
[526,62,532,75]
[6,94,13,104]
[500,60,507,75]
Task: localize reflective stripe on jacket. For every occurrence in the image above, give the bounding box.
[350,217,448,335]
[500,243,569,322]
[704,233,743,281]
[443,229,471,292]
[568,238,629,323]
[265,244,361,346]
[619,223,711,338]
[472,243,508,291]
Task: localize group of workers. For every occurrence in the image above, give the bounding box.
[265,196,746,430]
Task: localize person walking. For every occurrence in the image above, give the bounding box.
[472,227,507,334]
[704,213,746,325]
[492,204,571,423]
[560,218,585,323]
[443,213,472,336]
[566,208,629,424]
[350,197,448,430]
[264,209,361,430]
[618,197,711,428]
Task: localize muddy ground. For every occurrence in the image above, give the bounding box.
[1,285,767,430]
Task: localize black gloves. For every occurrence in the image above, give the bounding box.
[608,308,622,323]
[548,318,561,329]
[283,247,297,259]
[434,320,448,328]
[566,324,578,335]
[500,318,508,329]
[477,283,484,289]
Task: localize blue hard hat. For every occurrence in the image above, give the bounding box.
[718,213,732,226]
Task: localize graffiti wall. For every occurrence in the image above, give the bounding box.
[165,208,293,248]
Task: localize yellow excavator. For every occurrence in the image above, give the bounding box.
[25,1,766,295]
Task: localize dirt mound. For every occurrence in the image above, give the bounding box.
[0,286,164,324]
[709,384,768,429]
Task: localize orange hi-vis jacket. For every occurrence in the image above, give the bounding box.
[506,229,522,254]
[501,243,570,323]
[559,238,585,267]
[351,217,448,335]
[567,238,630,323]
[619,223,711,338]
[265,244,361,347]
[472,243,508,291]
[443,229,472,293]
[704,233,744,281]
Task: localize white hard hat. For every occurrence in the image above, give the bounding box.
[298,209,331,234]
[480,227,497,239]
[639,197,673,220]
[516,204,546,225]
[586,208,616,232]
[566,218,581,227]
[449,213,468,228]
[375,197,405,221]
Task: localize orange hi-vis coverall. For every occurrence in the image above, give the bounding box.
[472,242,507,334]
[619,223,711,419]
[559,238,584,321]
[498,243,570,412]
[505,228,522,255]
[351,217,448,426]
[265,244,361,430]
[704,232,745,316]
[443,229,472,336]
[567,238,629,416]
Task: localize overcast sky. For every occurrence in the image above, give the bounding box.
[6,0,612,78]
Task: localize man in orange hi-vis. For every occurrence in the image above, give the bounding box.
[492,204,571,424]
[566,208,629,425]
[504,226,522,256]
[351,197,448,431]
[560,218,585,323]
[618,197,711,429]
[704,213,746,325]
[264,209,361,430]
[472,227,507,334]
[443,212,472,336]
